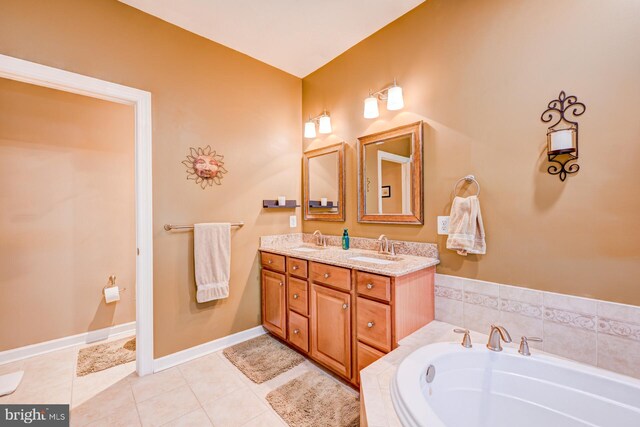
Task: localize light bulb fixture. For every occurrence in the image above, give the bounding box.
[304,111,332,138]
[363,78,405,118]
[363,94,379,119]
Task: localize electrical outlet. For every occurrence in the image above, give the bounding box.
[437,216,450,235]
[289,215,297,228]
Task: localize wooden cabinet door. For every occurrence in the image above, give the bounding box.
[310,284,351,378]
[261,269,286,339]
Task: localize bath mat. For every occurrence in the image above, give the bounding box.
[266,370,359,427]
[76,337,136,377]
[223,334,304,384]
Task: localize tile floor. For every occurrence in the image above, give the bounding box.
[0,334,358,426]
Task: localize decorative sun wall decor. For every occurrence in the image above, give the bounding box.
[182,146,227,189]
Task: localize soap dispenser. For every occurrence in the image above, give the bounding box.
[342,228,350,250]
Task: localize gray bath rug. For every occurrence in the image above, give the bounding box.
[223,334,304,384]
[76,337,136,377]
[266,370,360,427]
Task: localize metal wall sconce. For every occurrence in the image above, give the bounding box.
[304,111,332,139]
[363,78,404,119]
[540,91,586,181]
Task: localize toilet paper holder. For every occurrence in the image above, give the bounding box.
[103,275,126,294]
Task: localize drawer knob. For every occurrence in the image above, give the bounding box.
[268,259,273,264]
[293,329,300,335]
[292,265,299,270]
[324,272,331,279]
[279,282,283,286]
[366,283,374,290]
[367,321,375,328]
[342,303,349,310]
[293,293,299,299]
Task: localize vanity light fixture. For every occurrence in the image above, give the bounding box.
[540,91,586,181]
[363,78,404,119]
[304,111,332,138]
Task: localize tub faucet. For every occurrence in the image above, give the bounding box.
[312,230,324,246]
[486,324,512,352]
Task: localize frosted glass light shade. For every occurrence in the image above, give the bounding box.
[304,121,316,138]
[318,115,332,134]
[387,85,404,110]
[364,96,379,119]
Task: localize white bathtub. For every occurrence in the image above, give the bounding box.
[391,342,640,427]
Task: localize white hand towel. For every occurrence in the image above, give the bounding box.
[194,223,231,302]
[446,195,486,256]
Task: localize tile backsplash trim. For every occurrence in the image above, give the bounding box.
[435,274,640,379]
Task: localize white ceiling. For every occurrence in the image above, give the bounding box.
[119,0,425,77]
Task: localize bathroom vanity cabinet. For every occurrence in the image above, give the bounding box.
[260,250,435,386]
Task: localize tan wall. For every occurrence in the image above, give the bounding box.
[302,0,640,305]
[0,0,301,357]
[0,78,136,351]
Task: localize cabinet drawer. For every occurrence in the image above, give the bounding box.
[288,277,308,316]
[287,257,308,279]
[261,252,286,272]
[288,310,309,353]
[356,271,391,302]
[357,341,386,383]
[357,297,392,352]
[310,262,351,291]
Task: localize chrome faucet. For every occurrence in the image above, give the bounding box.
[518,336,543,356]
[312,230,324,246]
[486,325,512,352]
[377,235,396,255]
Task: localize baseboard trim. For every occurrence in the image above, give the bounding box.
[153,325,266,373]
[0,321,136,365]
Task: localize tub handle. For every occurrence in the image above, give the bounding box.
[518,336,543,356]
[453,328,472,348]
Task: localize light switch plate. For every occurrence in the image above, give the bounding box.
[437,216,450,235]
[289,215,297,228]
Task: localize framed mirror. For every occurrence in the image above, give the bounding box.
[357,121,423,224]
[303,142,345,221]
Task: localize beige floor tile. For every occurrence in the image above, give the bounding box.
[136,384,200,427]
[202,387,268,427]
[241,411,287,427]
[72,362,136,408]
[129,367,186,403]
[178,354,235,385]
[84,401,141,427]
[188,368,245,405]
[71,381,136,426]
[161,408,213,427]
[0,360,25,376]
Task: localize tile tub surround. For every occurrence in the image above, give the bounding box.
[360,318,640,427]
[259,233,439,276]
[434,274,640,377]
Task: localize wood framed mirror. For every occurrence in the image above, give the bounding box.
[303,142,346,221]
[357,121,423,224]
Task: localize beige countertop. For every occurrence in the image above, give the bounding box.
[259,243,439,277]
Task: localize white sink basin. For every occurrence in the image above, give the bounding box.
[349,255,397,265]
[291,246,323,252]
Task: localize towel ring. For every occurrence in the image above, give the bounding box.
[453,175,480,196]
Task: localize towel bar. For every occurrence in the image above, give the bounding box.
[164,222,244,231]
